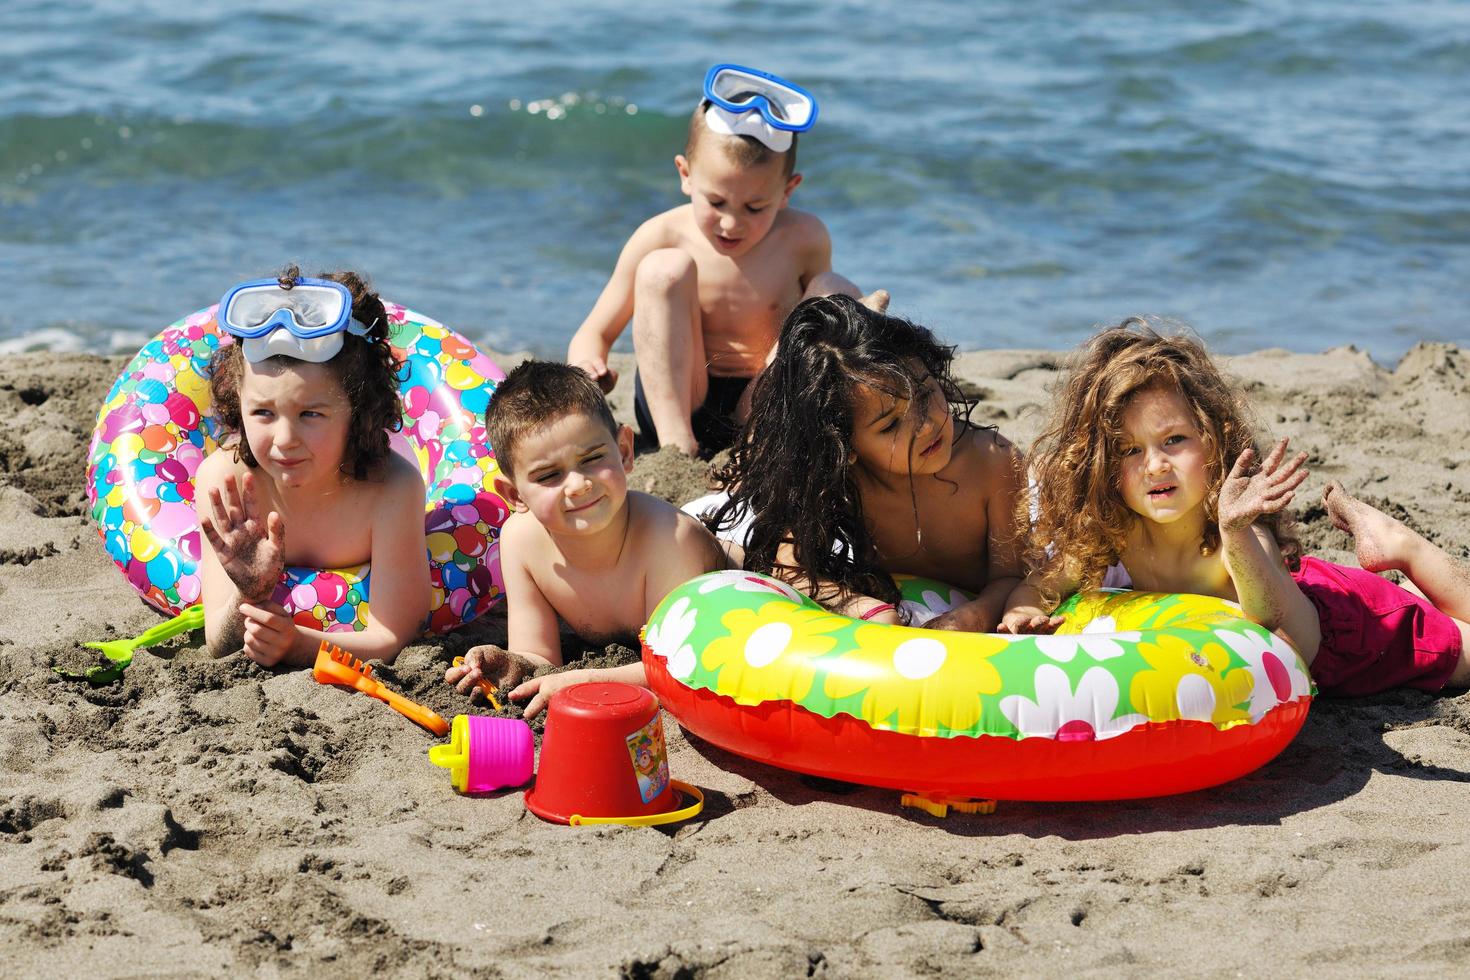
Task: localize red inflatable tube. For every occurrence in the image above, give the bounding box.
[645,648,1311,802]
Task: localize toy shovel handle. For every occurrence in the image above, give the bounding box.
[64,604,208,685]
[131,604,206,650]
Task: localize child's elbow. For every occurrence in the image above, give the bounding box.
[369,618,422,665]
[1244,607,1320,661]
[374,639,409,666]
[1282,615,1321,663]
[202,614,237,660]
[1244,609,1291,641]
[204,630,237,660]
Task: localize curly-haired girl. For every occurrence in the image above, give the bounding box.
[707,294,1025,630]
[197,266,429,667]
[1004,316,1469,696]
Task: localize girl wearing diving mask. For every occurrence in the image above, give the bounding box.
[198,266,430,667]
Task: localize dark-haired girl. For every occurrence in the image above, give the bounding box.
[708,294,1024,629]
[197,266,429,667]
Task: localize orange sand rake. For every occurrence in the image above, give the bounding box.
[312,641,449,736]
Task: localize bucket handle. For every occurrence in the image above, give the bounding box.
[569,780,704,827]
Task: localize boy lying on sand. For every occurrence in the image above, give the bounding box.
[445,361,728,716]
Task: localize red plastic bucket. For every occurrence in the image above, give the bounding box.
[524,682,700,826]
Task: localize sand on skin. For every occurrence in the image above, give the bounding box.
[2,344,1469,976]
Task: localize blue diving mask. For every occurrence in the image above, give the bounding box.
[218,276,371,363]
[701,63,818,153]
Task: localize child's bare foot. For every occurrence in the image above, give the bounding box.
[860,288,891,313]
[1322,481,1415,573]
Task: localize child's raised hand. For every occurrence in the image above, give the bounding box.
[201,471,285,602]
[238,600,296,667]
[1218,438,1309,532]
[445,644,539,699]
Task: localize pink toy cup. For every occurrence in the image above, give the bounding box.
[428,714,534,794]
[524,682,702,826]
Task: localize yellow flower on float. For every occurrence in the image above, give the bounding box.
[824,626,1011,736]
[1128,632,1253,728]
[1063,590,1243,633]
[699,601,850,706]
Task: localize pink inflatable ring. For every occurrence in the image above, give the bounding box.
[86,302,509,634]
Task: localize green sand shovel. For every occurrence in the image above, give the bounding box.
[57,604,205,685]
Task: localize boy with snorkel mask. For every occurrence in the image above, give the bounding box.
[567,64,887,458]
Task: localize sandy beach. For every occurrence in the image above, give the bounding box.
[3,341,1468,976]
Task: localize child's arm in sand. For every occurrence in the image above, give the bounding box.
[1218,439,1320,654]
[566,217,671,393]
[507,506,731,718]
[445,518,563,697]
[341,459,432,658]
[510,663,649,720]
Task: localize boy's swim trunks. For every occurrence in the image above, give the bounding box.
[633,371,751,455]
[1291,555,1462,697]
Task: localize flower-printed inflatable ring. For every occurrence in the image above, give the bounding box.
[642,572,1315,801]
[86,302,510,635]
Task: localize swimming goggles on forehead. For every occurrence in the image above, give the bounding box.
[218,276,370,363]
[702,63,818,153]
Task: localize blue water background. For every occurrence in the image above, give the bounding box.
[2,0,1466,361]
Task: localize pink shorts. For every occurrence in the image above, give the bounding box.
[1291,556,1463,697]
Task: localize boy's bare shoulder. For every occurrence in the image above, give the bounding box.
[628,491,722,548]
[626,489,691,529]
[627,492,726,590]
[771,206,829,245]
[633,206,694,246]
[498,509,541,549]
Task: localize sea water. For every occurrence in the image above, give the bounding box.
[1,0,1466,361]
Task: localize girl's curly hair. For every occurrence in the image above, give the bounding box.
[208,265,403,481]
[1027,316,1301,602]
[709,294,979,608]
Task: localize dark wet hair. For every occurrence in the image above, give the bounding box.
[208,264,403,481]
[486,360,619,479]
[685,100,797,177]
[710,294,979,608]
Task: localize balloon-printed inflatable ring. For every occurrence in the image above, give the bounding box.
[86,302,509,634]
[642,572,1315,801]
